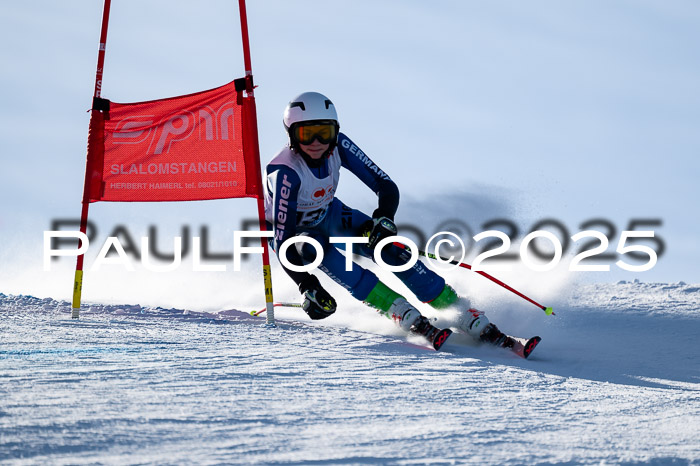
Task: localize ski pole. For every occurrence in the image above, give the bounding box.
[251,302,303,317]
[393,242,554,316]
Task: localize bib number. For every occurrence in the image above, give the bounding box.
[297,207,327,227]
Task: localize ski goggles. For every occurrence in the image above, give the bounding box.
[291,122,338,145]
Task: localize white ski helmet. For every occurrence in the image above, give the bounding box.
[283,91,339,130]
[283,92,340,156]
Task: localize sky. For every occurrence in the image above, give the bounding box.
[1,1,699,308]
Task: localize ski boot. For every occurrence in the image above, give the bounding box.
[455,307,491,339]
[430,284,488,337]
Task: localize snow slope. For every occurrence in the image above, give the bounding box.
[1,281,699,464]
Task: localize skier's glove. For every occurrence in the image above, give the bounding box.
[299,275,337,320]
[366,215,397,250]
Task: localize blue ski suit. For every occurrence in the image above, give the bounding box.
[264,133,445,304]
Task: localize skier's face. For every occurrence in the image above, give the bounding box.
[299,140,330,159]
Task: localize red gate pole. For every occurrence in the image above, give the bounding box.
[238,0,276,326]
[72,0,112,319]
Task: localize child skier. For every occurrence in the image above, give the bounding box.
[264,91,534,354]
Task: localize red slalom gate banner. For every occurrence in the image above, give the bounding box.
[85,79,261,203]
[73,0,275,324]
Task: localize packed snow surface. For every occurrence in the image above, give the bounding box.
[1,281,699,464]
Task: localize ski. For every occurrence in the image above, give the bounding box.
[503,335,541,359]
[478,323,541,359]
[430,328,453,351]
[410,316,453,351]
